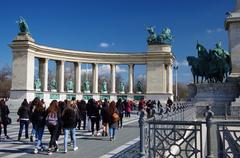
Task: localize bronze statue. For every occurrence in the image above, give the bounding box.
[17,17,30,34]
[187,41,231,83]
[147,26,173,45]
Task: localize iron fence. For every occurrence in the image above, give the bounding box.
[139,104,240,158]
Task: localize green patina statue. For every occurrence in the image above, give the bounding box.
[187,41,231,83]
[136,81,143,93]
[18,17,30,34]
[66,80,74,91]
[147,26,173,45]
[83,80,90,92]
[101,80,107,93]
[34,78,41,90]
[119,82,125,93]
[50,79,57,90]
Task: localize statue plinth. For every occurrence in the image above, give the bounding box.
[67,90,74,93]
[84,90,90,94]
[137,91,142,94]
[13,33,35,43]
[101,91,107,94]
[148,44,171,53]
[51,89,57,92]
[119,91,125,94]
[35,89,41,92]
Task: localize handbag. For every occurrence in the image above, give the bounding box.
[112,112,120,122]
[7,117,12,125]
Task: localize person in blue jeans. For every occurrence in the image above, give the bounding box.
[108,101,119,141]
[17,99,30,141]
[31,100,46,154]
[62,101,78,153]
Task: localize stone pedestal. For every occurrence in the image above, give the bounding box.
[225,2,240,77]
[190,83,240,117]
[146,44,174,99]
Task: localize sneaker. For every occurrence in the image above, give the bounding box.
[48,150,53,155]
[33,148,38,154]
[64,149,67,153]
[54,147,59,152]
[5,135,10,139]
[73,147,78,151]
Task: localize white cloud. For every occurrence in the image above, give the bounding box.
[99,42,115,48]
[116,65,127,73]
[99,65,110,75]
[136,74,146,80]
[206,28,224,34]
[175,60,188,67]
[99,42,109,48]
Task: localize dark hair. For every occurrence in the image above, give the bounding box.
[47,100,59,113]
[108,101,116,114]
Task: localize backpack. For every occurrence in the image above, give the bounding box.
[46,112,58,126]
[112,112,120,122]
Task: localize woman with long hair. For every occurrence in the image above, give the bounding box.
[46,100,60,155]
[31,100,46,154]
[108,101,119,141]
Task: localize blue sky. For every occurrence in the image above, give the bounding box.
[0,0,235,83]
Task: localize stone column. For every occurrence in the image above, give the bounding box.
[164,64,167,92]
[111,64,116,93]
[166,64,173,93]
[128,64,134,93]
[57,60,65,92]
[75,62,81,93]
[93,63,98,93]
[39,58,48,91]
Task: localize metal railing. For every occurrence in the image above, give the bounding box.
[139,104,240,158]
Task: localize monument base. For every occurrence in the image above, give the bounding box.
[189,82,240,117]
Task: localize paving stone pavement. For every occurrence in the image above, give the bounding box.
[0,111,140,158]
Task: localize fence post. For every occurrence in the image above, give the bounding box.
[205,105,214,158]
[139,110,145,158]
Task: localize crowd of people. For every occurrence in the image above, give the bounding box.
[0,97,136,155]
[0,96,176,155]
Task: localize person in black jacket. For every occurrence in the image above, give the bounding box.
[62,101,78,153]
[17,99,30,141]
[116,98,124,128]
[87,99,100,136]
[31,101,46,154]
[0,99,10,139]
[77,100,87,130]
[101,99,109,136]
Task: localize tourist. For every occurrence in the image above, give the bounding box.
[56,101,66,143]
[116,98,124,128]
[31,100,46,154]
[77,100,87,130]
[87,98,100,136]
[167,97,173,109]
[0,100,10,140]
[46,100,61,155]
[138,98,145,115]
[62,101,78,153]
[29,97,40,142]
[125,100,132,118]
[101,99,109,136]
[17,99,30,141]
[108,101,119,141]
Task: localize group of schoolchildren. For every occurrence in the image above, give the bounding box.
[16,97,133,155]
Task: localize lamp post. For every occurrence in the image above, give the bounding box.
[173,65,178,101]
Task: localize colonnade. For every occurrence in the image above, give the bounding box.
[37,59,136,94]
[10,33,174,105]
